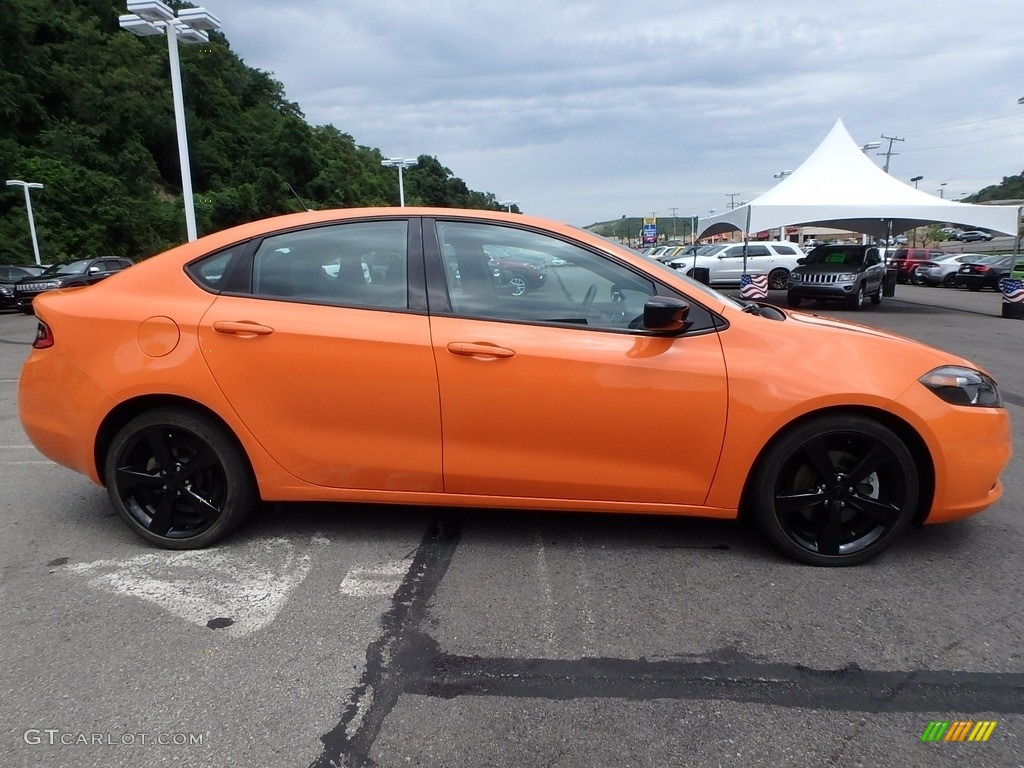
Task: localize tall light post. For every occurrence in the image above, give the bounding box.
[910,175,923,189]
[773,170,793,180]
[939,182,947,198]
[499,199,518,213]
[119,1,221,242]
[381,158,416,207]
[6,180,44,265]
[860,141,882,153]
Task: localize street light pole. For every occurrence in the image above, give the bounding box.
[381,158,416,207]
[939,182,947,199]
[910,175,923,189]
[6,180,44,265]
[499,199,518,213]
[119,1,221,242]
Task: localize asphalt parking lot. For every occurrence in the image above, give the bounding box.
[1,284,1022,768]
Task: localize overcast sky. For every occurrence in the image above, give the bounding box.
[201,0,1024,226]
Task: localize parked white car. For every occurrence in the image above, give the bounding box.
[668,241,805,289]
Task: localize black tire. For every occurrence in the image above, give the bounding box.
[104,408,256,549]
[18,306,34,315]
[870,283,882,305]
[910,271,925,285]
[768,268,789,291]
[942,273,959,288]
[786,293,802,308]
[750,415,919,566]
[848,284,865,310]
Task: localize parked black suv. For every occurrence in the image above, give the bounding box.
[14,257,134,313]
[787,245,886,310]
[0,264,44,310]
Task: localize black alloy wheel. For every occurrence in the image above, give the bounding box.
[768,268,789,291]
[750,415,919,566]
[105,408,255,549]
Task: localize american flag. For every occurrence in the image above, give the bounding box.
[1000,278,1024,303]
[739,273,768,300]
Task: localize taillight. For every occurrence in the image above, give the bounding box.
[976,266,990,273]
[33,321,54,349]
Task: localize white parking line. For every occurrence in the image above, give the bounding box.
[339,561,408,597]
[66,536,320,637]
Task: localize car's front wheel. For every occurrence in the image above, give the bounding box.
[848,284,865,310]
[507,273,529,296]
[786,293,802,308]
[749,414,919,566]
[942,273,959,288]
[105,408,256,549]
[870,283,882,305]
[768,268,789,291]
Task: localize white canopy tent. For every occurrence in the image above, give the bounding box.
[697,119,1020,241]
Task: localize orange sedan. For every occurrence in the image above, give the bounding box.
[18,208,1011,565]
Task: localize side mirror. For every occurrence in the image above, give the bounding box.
[88,265,101,274]
[643,295,690,333]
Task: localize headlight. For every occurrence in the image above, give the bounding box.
[836,273,855,281]
[919,366,1002,407]
[0,284,12,296]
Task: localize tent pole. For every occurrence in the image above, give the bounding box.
[1015,207,1022,258]
[742,206,751,273]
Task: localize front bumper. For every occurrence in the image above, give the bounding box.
[787,281,857,299]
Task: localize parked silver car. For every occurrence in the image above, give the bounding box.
[787,244,886,310]
[914,253,985,287]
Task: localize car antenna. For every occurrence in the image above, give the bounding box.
[287,183,312,212]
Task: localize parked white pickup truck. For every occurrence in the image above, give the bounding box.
[668,241,805,290]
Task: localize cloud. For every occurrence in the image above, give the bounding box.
[207,0,1024,225]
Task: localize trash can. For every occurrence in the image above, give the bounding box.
[999,277,1024,319]
[882,267,897,297]
[691,267,710,285]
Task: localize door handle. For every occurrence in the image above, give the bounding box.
[446,342,516,359]
[212,320,275,336]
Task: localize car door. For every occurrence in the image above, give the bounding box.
[716,245,770,283]
[197,217,443,492]
[425,219,729,505]
[864,248,885,292]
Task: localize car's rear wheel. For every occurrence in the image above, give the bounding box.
[942,273,959,288]
[750,414,919,566]
[848,284,865,310]
[910,270,925,285]
[105,408,255,549]
[768,268,789,291]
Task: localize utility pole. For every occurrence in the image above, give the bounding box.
[669,206,678,239]
[727,193,741,209]
[879,135,904,174]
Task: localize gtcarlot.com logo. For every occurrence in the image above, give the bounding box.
[23,729,205,746]
[921,720,997,743]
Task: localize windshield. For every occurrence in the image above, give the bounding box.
[804,248,864,266]
[41,260,91,276]
[976,254,1013,266]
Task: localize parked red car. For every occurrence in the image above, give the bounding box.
[887,248,947,284]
